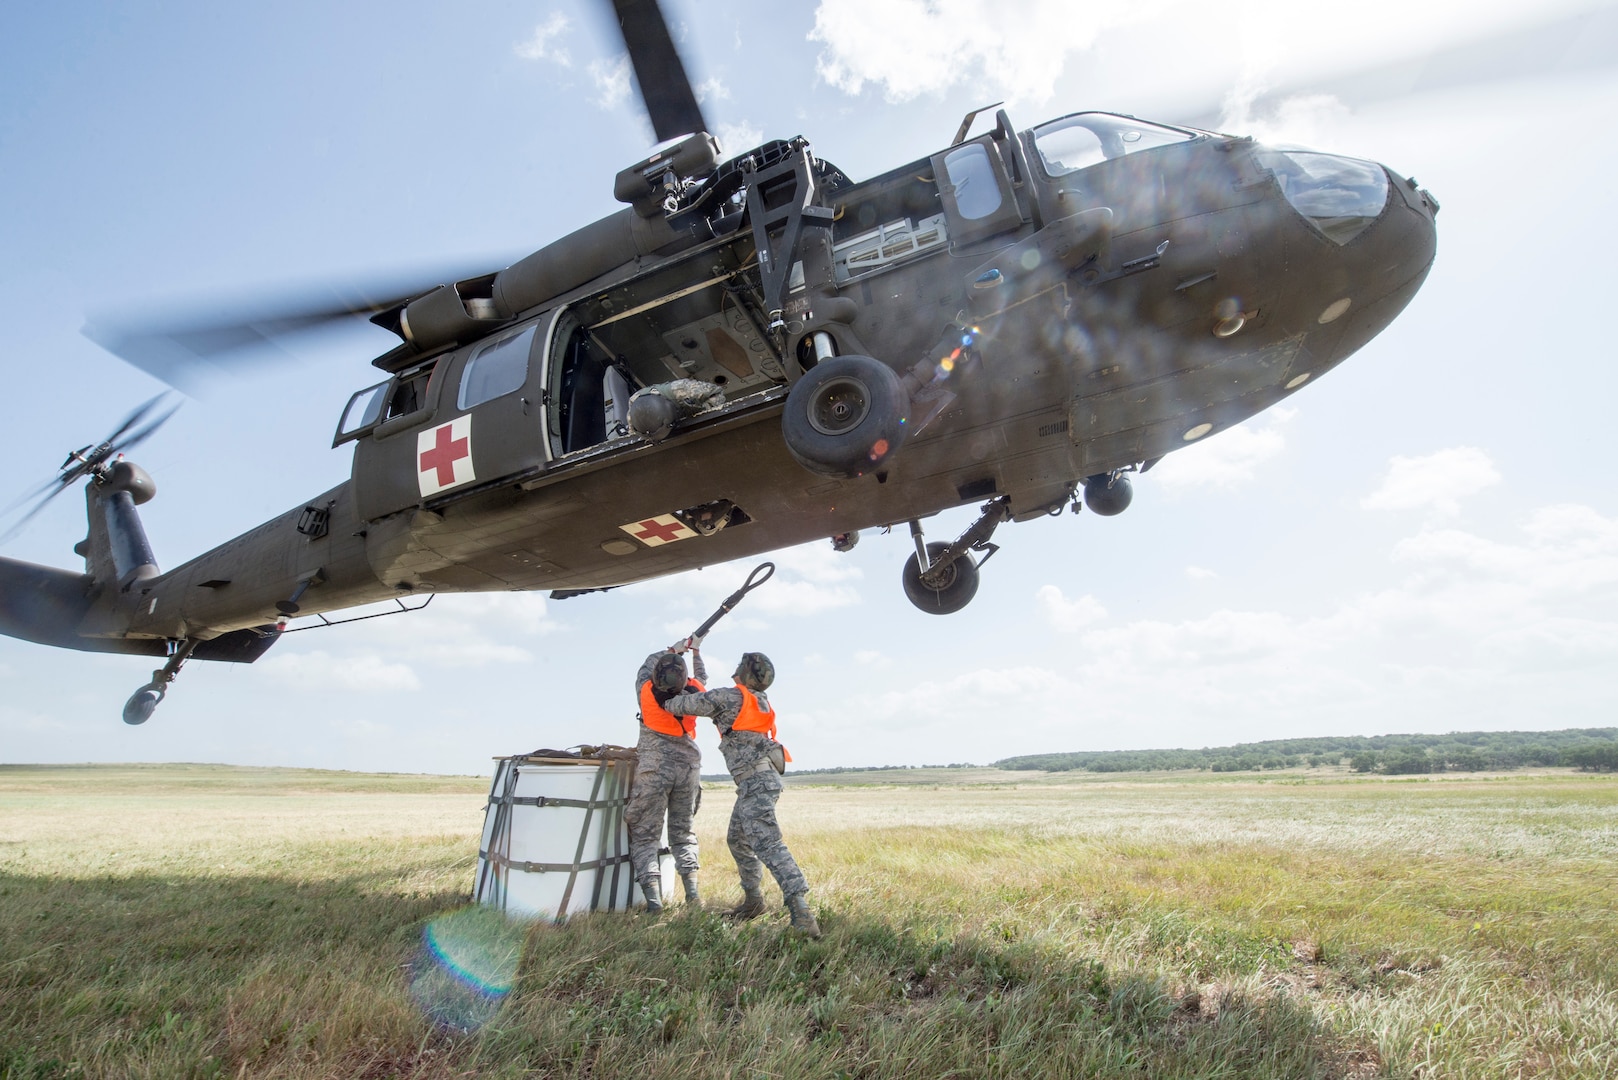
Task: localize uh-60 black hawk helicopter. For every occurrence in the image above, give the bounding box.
[0,0,1436,725]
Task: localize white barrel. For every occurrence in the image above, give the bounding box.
[473,749,673,920]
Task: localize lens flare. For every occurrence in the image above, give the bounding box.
[409,905,525,1032]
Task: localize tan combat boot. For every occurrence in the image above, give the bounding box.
[641,875,663,917]
[724,887,766,920]
[786,894,822,938]
[681,871,701,906]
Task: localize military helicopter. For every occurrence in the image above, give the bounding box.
[0,0,1437,725]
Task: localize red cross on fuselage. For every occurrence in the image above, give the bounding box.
[631,518,688,543]
[420,425,470,486]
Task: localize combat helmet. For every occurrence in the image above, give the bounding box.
[733,651,774,691]
[652,652,689,694]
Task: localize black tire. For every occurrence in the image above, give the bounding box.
[122,686,162,726]
[782,355,908,479]
[902,542,981,615]
[1083,473,1133,516]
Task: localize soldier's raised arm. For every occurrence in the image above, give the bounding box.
[662,687,719,717]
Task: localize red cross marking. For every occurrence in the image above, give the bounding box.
[419,425,470,485]
[631,517,688,543]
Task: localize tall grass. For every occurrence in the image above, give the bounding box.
[2,765,1614,1077]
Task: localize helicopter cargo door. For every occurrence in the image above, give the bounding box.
[350,311,555,521]
[545,308,634,458]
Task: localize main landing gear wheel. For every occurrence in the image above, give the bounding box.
[781,355,908,479]
[902,542,980,615]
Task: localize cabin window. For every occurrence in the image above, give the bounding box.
[942,144,1004,220]
[459,322,537,410]
[334,381,388,444]
[1032,114,1194,177]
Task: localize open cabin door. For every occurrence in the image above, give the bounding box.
[345,310,558,521]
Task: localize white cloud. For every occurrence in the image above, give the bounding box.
[854,649,892,668]
[266,651,420,693]
[279,592,557,677]
[861,665,1067,729]
[1185,566,1218,580]
[694,76,730,104]
[641,541,865,624]
[514,12,572,65]
[715,119,763,156]
[809,0,1149,105]
[442,592,560,637]
[1223,91,1351,149]
[1361,446,1501,515]
[1151,408,1294,491]
[1069,500,1618,727]
[1036,584,1107,632]
[814,500,1618,756]
[590,55,632,110]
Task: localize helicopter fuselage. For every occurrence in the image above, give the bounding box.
[60,110,1437,650]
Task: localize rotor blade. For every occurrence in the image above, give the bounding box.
[83,287,420,391]
[82,263,509,391]
[1168,4,1618,130]
[610,0,708,142]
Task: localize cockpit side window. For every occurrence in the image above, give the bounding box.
[334,381,388,445]
[931,136,1023,244]
[1033,114,1194,177]
[942,144,1004,220]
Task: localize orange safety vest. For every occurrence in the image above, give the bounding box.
[731,684,791,762]
[639,678,704,739]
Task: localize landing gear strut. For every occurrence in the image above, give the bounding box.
[901,496,1012,615]
[122,639,196,725]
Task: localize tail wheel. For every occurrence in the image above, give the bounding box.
[122,685,163,726]
[782,355,908,479]
[902,542,981,614]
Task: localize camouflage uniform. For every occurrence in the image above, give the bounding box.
[626,650,705,889]
[661,683,808,901]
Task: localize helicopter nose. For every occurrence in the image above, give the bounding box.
[1324,160,1438,346]
[1254,149,1437,360]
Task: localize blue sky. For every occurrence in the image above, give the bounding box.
[2,0,1615,774]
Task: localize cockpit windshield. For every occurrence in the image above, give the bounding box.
[1031,113,1195,177]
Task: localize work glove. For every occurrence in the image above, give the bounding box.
[671,635,703,654]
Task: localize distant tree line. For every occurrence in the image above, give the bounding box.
[993,729,1618,776]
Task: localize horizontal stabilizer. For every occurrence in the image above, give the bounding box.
[0,556,281,663]
[0,556,164,657]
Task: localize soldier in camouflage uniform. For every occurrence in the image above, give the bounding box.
[626,646,706,915]
[663,651,820,937]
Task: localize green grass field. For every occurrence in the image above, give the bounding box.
[2,764,1615,1078]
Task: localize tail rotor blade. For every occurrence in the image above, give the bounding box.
[1,394,180,547]
[101,393,171,449]
[115,398,182,456]
[0,484,74,545]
